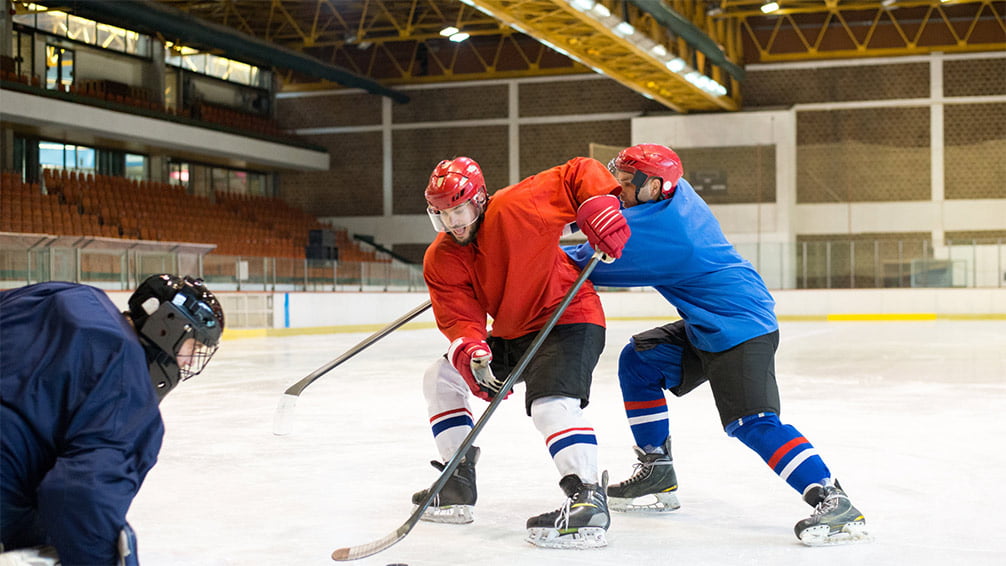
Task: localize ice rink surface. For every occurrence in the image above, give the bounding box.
[130,319,1006,566]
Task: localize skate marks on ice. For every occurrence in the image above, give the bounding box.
[126,321,1006,565]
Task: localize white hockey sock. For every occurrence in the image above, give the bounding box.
[423,357,474,461]
[531,396,599,484]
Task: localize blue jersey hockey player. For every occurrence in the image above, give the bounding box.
[1,274,224,565]
[564,144,870,546]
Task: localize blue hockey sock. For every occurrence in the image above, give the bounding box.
[727,412,831,494]
[618,341,675,450]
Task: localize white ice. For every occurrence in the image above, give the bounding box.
[130,319,1006,566]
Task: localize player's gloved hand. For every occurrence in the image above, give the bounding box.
[448,337,509,401]
[576,194,630,261]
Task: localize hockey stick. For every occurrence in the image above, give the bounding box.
[331,250,605,561]
[272,299,433,436]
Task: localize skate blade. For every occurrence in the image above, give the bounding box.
[415,504,474,524]
[525,527,608,549]
[609,492,681,513]
[799,521,872,546]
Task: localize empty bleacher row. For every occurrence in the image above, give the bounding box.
[0,170,387,262]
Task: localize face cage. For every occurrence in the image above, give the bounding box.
[608,161,653,201]
[427,198,482,232]
[141,300,221,381]
[177,334,220,381]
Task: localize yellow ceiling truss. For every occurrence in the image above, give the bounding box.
[151,0,1003,111]
[712,0,1005,62]
[458,1,740,112]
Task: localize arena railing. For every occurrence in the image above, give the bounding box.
[1,234,1002,291]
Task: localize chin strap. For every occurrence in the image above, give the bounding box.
[141,337,180,402]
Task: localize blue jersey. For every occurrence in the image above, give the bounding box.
[564,178,778,352]
[0,282,163,565]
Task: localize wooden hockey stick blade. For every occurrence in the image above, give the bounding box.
[272,299,432,436]
[330,252,603,561]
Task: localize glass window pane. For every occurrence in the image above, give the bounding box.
[33,11,67,37]
[125,154,147,180]
[66,14,95,44]
[39,142,66,169]
[76,146,96,171]
[229,170,248,193]
[169,162,190,187]
[97,23,124,51]
[212,168,230,192]
[45,45,59,89]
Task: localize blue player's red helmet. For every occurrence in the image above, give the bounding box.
[611,144,683,200]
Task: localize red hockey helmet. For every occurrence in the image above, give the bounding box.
[425,157,488,232]
[611,144,683,200]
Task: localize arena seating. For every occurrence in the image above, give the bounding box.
[1,170,385,262]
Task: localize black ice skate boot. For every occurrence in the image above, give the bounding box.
[525,471,610,549]
[607,437,680,512]
[411,445,480,524]
[794,479,871,546]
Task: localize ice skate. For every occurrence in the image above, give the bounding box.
[795,480,871,546]
[608,438,680,512]
[411,445,479,524]
[526,471,610,549]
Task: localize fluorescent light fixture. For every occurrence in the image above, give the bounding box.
[554,0,730,100]
[440,26,459,37]
[665,58,687,73]
[761,2,780,13]
[590,3,611,18]
[449,32,470,43]
[613,22,635,37]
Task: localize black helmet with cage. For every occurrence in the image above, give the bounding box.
[127,274,224,401]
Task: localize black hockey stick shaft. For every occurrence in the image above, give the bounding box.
[273,299,432,436]
[331,251,604,561]
[285,299,432,397]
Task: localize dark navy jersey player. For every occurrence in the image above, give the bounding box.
[1,274,224,565]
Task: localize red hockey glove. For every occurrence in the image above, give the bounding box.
[576,194,630,260]
[448,337,509,402]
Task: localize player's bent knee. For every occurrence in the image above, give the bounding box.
[530,396,582,432]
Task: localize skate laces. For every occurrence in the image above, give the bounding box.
[811,488,843,519]
[553,497,573,529]
[622,461,650,485]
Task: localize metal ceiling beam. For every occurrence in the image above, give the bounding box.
[461,1,741,113]
[37,0,410,103]
[626,0,745,80]
[714,0,1005,62]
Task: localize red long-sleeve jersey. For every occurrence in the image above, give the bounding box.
[423,157,618,342]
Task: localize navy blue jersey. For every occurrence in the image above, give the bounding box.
[564,178,778,352]
[1,282,163,565]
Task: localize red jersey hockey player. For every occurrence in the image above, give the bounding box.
[411,156,629,549]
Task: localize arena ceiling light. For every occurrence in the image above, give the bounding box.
[564,0,727,97]
[761,2,780,13]
[439,26,469,43]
